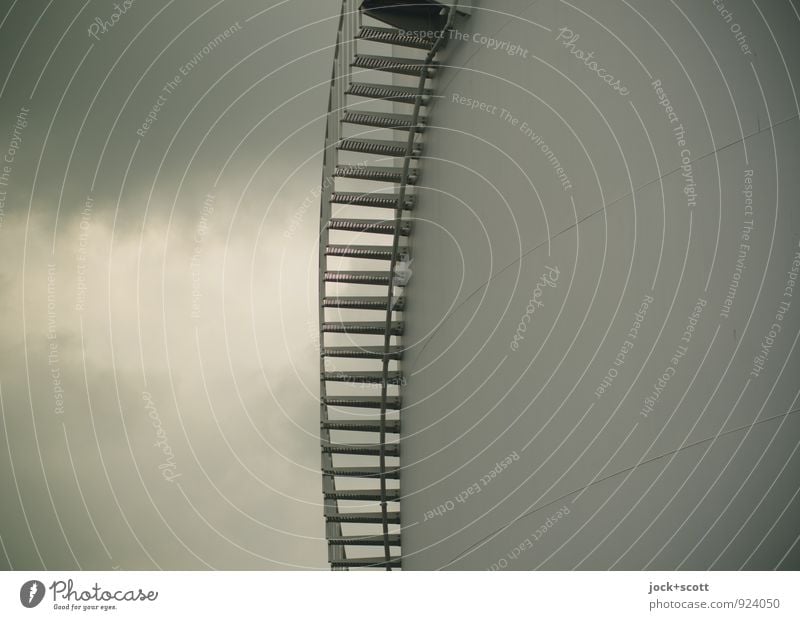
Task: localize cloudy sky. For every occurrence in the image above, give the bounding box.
[0,0,342,570]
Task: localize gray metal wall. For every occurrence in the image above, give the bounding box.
[399,0,800,570]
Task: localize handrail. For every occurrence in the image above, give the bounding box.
[376,1,460,567]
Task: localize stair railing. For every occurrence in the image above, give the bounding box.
[318,0,359,570]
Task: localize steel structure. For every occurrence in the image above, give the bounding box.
[317,0,466,570]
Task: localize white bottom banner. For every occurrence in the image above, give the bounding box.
[0,571,797,619]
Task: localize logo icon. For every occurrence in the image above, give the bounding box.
[20,580,45,608]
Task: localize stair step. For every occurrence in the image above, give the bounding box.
[325,488,401,501]
[353,54,437,77]
[329,534,401,546]
[322,321,404,336]
[337,138,422,159]
[325,271,391,285]
[322,443,400,457]
[325,245,406,261]
[322,346,404,360]
[326,511,401,524]
[322,419,401,433]
[323,395,402,409]
[323,371,404,384]
[323,296,405,310]
[343,110,424,132]
[357,25,437,50]
[324,466,401,479]
[334,165,418,184]
[328,218,412,236]
[331,191,415,209]
[347,82,432,105]
[330,556,401,568]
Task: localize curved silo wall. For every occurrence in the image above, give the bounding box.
[399,0,800,570]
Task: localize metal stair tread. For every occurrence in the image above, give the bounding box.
[323,395,402,409]
[357,25,437,50]
[322,321,404,335]
[329,534,401,546]
[321,443,400,456]
[322,419,401,433]
[326,511,401,523]
[330,556,401,568]
[321,346,404,359]
[353,53,437,77]
[346,81,432,104]
[324,271,409,286]
[325,245,407,260]
[329,191,416,208]
[324,271,392,284]
[337,138,422,158]
[322,370,404,384]
[342,109,425,131]
[327,218,412,235]
[322,296,405,310]
[323,466,401,478]
[324,488,401,500]
[333,165,418,184]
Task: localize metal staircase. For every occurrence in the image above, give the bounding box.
[317,0,462,570]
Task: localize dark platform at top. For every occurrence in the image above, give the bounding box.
[360,0,449,33]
